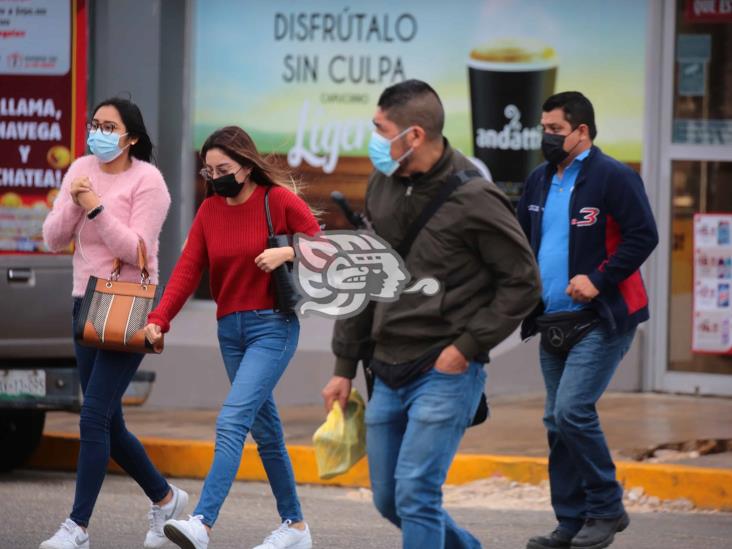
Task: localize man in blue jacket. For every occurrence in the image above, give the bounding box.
[517,92,658,549]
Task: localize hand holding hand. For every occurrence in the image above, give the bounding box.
[71,177,101,211]
[69,176,93,206]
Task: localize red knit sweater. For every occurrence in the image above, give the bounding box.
[148,184,320,332]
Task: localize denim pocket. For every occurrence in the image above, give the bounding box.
[252,309,292,321]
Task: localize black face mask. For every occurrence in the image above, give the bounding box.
[211,173,243,198]
[541,127,580,166]
[541,133,568,165]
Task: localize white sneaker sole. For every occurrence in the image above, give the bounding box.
[163,523,203,549]
[39,540,89,549]
[255,535,312,549]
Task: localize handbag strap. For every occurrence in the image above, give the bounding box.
[264,186,275,238]
[396,169,482,258]
[110,239,150,283]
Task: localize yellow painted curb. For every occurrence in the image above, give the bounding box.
[28,432,732,511]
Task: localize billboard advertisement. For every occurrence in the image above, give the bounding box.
[193,0,647,227]
[0,0,87,253]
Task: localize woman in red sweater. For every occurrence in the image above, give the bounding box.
[144,126,319,549]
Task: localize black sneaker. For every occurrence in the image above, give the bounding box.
[526,528,574,549]
[570,512,630,549]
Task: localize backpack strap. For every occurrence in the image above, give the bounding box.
[396,169,481,258]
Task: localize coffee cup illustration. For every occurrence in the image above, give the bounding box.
[468,40,557,202]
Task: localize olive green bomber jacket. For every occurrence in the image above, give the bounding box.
[332,141,541,378]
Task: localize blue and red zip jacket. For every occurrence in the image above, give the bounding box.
[517,146,658,338]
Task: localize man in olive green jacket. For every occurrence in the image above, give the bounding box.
[322,80,540,548]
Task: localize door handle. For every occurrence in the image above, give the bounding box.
[7,268,33,283]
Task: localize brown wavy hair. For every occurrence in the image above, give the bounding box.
[200,126,302,198]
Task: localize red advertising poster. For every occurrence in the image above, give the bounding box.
[686,0,732,22]
[0,0,86,254]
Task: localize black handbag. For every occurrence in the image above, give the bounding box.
[264,186,301,313]
[534,309,601,356]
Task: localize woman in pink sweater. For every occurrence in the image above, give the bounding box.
[40,98,186,549]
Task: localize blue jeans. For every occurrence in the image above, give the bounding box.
[70,299,170,527]
[539,325,636,536]
[194,310,303,527]
[366,362,486,549]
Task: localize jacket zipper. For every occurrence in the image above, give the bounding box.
[596,297,617,331]
[535,166,554,254]
[568,157,591,280]
[568,152,617,332]
[568,178,578,276]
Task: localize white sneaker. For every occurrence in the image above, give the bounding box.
[39,519,90,549]
[144,485,190,548]
[252,520,312,549]
[164,514,209,549]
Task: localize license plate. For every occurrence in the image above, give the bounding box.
[0,370,46,398]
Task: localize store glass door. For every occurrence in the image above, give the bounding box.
[656,0,732,394]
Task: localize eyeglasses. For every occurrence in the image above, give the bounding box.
[86,121,122,135]
[199,165,243,181]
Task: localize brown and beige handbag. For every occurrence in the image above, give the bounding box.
[74,240,164,354]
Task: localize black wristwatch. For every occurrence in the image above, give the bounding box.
[87,204,104,220]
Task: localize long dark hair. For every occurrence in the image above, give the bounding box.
[91,97,154,162]
[200,126,298,198]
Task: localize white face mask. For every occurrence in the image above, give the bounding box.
[367,126,414,176]
[87,131,129,163]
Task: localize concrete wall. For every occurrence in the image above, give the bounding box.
[89,0,192,280]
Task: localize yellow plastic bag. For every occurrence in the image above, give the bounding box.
[312,389,366,479]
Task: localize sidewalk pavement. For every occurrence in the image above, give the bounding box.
[34,391,732,510]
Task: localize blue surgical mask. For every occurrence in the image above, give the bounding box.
[87,131,129,163]
[368,127,414,176]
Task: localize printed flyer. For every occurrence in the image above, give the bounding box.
[693,214,732,354]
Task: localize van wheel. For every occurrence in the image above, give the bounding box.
[0,410,45,472]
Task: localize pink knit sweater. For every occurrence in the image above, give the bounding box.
[42,155,171,297]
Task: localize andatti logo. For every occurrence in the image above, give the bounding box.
[475,104,542,152]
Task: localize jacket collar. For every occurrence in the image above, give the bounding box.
[392,138,454,194]
[542,145,602,189]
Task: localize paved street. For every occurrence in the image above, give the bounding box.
[1,471,731,548]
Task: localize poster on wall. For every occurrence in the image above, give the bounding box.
[0,0,87,254]
[193,0,647,228]
[693,214,732,354]
[685,0,732,23]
